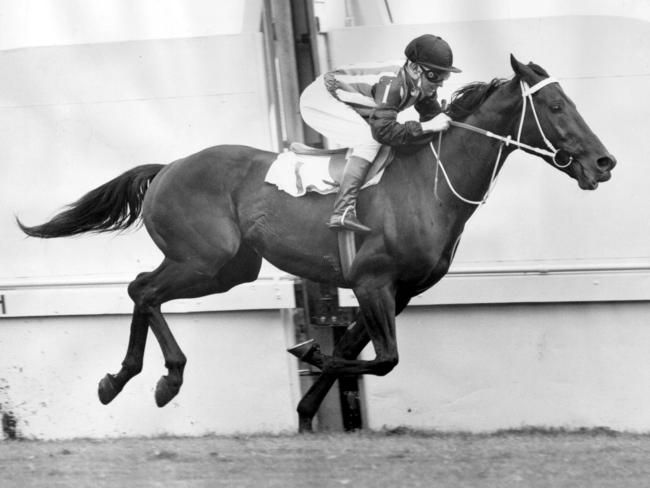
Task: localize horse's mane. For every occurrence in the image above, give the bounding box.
[446,62,549,121]
[446,78,509,121]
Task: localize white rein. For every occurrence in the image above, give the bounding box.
[430,77,571,206]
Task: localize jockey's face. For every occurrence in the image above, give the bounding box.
[420,66,450,85]
[407,61,450,95]
[419,66,449,97]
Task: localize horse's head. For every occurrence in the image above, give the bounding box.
[510,54,616,189]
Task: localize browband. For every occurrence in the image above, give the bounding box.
[521,77,559,96]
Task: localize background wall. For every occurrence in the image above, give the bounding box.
[0,33,274,286]
[363,302,650,432]
[315,0,650,30]
[0,0,263,49]
[0,308,300,439]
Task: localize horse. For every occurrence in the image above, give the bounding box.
[17,55,616,432]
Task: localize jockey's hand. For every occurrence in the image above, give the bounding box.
[421,113,451,133]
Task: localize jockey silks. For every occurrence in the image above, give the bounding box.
[322,62,444,147]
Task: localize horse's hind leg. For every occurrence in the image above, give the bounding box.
[98,304,149,404]
[99,241,261,406]
[145,248,261,407]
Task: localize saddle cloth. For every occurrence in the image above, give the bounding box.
[265,144,393,197]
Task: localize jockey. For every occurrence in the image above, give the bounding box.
[300,34,461,234]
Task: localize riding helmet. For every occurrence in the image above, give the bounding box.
[404,34,462,73]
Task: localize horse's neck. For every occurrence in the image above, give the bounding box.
[437,87,521,205]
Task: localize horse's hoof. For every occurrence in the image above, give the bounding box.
[287,339,317,361]
[98,373,121,405]
[155,376,181,407]
[298,416,314,434]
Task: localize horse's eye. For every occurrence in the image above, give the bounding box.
[550,103,563,113]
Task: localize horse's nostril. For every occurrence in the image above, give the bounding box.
[597,156,616,171]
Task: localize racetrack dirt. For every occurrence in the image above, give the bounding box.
[2,428,650,487]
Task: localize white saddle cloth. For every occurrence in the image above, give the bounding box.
[265,151,384,197]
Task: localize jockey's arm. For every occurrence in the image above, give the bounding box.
[415,96,442,122]
[416,95,451,133]
[368,76,429,146]
[369,77,451,146]
[369,107,427,146]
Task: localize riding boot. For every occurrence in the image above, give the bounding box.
[327,155,372,234]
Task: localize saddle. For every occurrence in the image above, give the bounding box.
[265,143,394,197]
[265,143,394,283]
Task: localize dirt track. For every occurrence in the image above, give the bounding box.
[2,429,650,487]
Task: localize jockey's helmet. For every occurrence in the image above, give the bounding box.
[405,34,462,73]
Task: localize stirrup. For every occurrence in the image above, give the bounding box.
[327,210,371,234]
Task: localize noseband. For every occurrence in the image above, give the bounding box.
[430,77,572,205]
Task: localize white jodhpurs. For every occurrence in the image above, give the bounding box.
[299,76,382,162]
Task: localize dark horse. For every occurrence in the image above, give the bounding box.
[18,56,615,432]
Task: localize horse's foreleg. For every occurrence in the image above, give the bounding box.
[294,280,398,376]
[295,289,411,431]
[98,306,149,404]
[296,318,370,432]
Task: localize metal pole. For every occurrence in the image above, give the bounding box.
[262,0,285,152]
[269,0,305,146]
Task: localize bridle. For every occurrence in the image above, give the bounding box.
[430,76,573,205]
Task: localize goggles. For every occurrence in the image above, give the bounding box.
[417,64,451,83]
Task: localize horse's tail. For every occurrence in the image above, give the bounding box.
[17,164,165,238]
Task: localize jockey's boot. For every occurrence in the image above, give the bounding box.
[327,155,372,234]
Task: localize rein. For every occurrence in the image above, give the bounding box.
[430,77,571,206]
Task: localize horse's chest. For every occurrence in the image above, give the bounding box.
[388,225,458,288]
[394,249,449,285]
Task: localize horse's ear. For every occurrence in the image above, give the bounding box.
[510,54,525,75]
